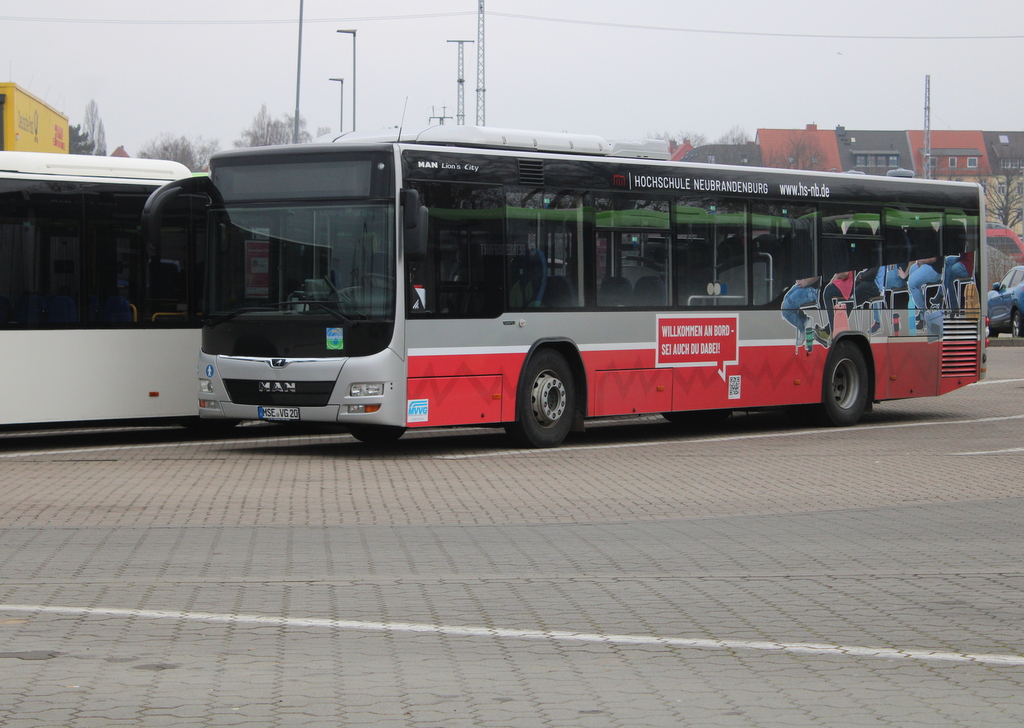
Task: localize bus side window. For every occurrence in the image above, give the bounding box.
[411,182,505,318]
[594,195,668,308]
[673,197,747,307]
[507,188,587,310]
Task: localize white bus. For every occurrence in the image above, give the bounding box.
[146,126,985,447]
[0,151,206,428]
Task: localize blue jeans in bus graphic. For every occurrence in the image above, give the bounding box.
[781,284,819,331]
[909,263,941,310]
[942,256,970,309]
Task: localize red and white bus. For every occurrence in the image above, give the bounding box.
[149,126,986,447]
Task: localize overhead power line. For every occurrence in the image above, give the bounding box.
[491,12,1024,40]
[0,12,473,26]
[1,12,1021,40]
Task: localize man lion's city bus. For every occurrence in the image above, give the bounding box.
[146,126,986,447]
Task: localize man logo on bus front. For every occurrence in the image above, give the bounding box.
[259,382,296,394]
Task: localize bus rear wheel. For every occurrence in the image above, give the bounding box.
[505,349,576,448]
[812,340,868,427]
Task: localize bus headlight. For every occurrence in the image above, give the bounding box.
[199,379,214,393]
[349,382,384,397]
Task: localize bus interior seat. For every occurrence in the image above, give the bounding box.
[507,251,547,308]
[48,295,79,323]
[542,275,577,307]
[16,294,46,324]
[598,276,632,306]
[717,234,745,270]
[102,296,134,323]
[632,275,666,306]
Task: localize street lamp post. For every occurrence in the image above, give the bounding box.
[293,0,305,144]
[337,29,357,132]
[329,78,344,135]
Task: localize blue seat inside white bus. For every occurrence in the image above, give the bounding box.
[16,294,46,324]
[47,295,79,324]
[102,296,134,323]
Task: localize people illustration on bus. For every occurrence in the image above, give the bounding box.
[781,276,822,348]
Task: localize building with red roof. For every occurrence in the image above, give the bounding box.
[905,130,989,178]
[754,124,843,172]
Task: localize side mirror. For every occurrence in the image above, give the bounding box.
[401,188,429,261]
[142,175,215,248]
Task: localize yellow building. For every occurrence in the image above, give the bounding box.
[0,83,69,153]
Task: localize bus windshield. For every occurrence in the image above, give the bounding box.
[206,201,395,321]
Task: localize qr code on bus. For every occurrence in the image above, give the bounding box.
[728,375,741,400]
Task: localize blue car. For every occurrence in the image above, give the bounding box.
[988,265,1024,337]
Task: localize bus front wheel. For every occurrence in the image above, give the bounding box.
[348,424,406,445]
[812,340,869,427]
[505,349,576,448]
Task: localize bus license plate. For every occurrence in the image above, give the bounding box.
[258,406,299,421]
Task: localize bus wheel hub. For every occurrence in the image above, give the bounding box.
[532,371,566,426]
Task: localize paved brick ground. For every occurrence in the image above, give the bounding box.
[0,349,1023,726]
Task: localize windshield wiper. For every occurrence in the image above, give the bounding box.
[298,300,359,327]
[205,305,282,328]
[204,301,360,328]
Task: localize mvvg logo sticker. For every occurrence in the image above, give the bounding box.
[407,399,429,423]
[326,327,344,350]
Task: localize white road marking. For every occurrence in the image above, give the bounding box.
[0,433,335,459]
[954,446,1024,455]
[440,414,1024,459]
[0,603,1020,667]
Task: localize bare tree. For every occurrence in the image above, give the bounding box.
[138,134,219,172]
[647,130,709,148]
[235,104,314,147]
[762,131,827,171]
[714,126,750,146]
[83,100,107,156]
[986,169,1024,231]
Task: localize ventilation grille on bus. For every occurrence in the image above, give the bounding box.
[223,379,336,407]
[940,316,980,378]
[518,159,545,186]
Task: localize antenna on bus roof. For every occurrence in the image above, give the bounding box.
[398,97,409,142]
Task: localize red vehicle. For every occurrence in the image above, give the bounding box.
[145,127,988,447]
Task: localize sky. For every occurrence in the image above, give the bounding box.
[3,0,1023,157]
